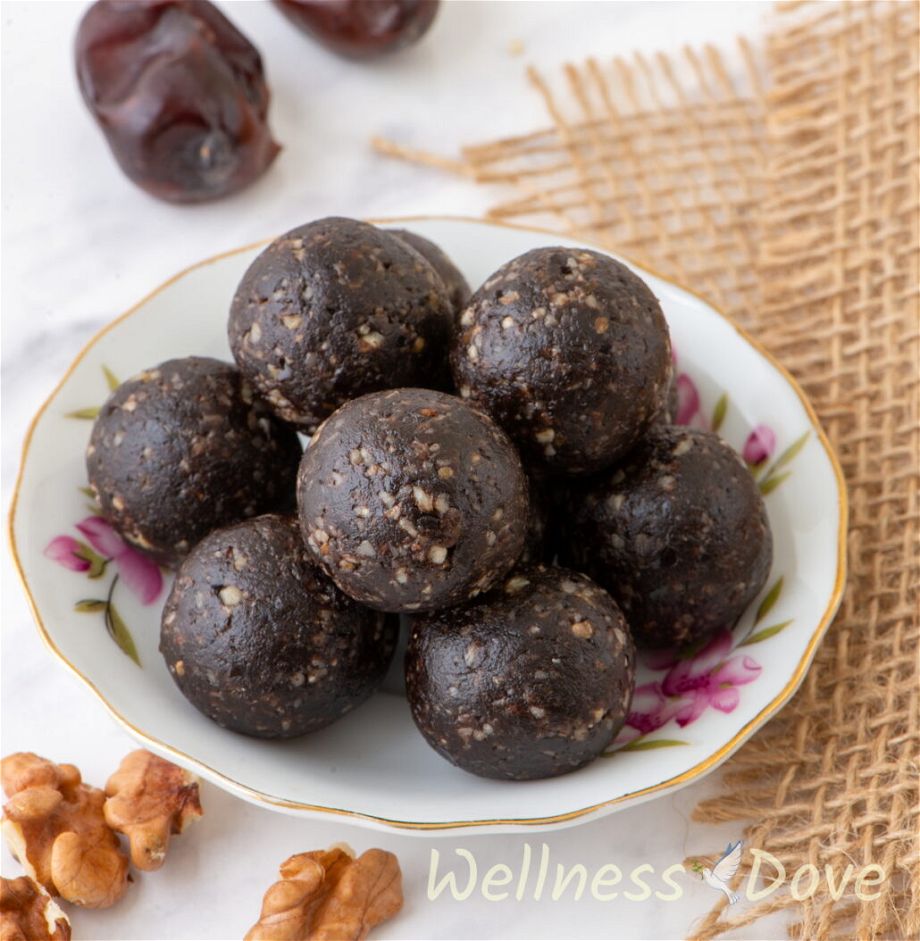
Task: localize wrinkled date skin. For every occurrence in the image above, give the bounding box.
[76,0,280,203]
[273,0,439,59]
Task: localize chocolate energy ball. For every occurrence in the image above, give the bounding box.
[561,426,773,649]
[387,228,471,317]
[160,515,396,738]
[297,388,528,613]
[451,247,672,475]
[405,565,636,781]
[229,217,453,432]
[86,357,301,566]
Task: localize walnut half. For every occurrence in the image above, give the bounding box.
[0,875,71,941]
[1,753,129,909]
[245,845,403,941]
[103,750,202,871]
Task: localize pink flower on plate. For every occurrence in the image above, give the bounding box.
[44,535,91,572]
[45,516,163,605]
[77,517,162,605]
[674,373,702,427]
[624,631,762,737]
[618,681,687,744]
[743,424,777,467]
[671,349,703,427]
[660,631,761,727]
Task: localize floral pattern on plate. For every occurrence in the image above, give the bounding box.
[45,512,163,666]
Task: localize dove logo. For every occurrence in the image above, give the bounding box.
[692,840,743,904]
[690,842,888,905]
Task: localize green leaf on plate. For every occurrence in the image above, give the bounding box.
[73,544,107,578]
[74,599,106,613]
[105,603,141,666]
[755,576,784,624]
[740,619,793,646]
[78,486,96,499]
[711,393,729,433]
[617,738,688,752]
[66,406,100,420]
[771,431,810,472]
[759,471,793,495]
[102,365,120,391]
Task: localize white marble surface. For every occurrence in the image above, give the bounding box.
[1,2,791,938]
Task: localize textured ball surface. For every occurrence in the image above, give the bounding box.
[229,217,453,432]
[451,247,671,475]
[297,388,528,613]
[406,565,636,780]
[86,356,301,566]
[160,515,396,738]
[387,228,471,317]
[561,426,773,648]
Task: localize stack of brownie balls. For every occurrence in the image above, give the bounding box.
[86,217,773,781]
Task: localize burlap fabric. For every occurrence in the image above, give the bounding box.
[375,3,919,938]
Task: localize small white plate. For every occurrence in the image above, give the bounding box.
[9,217,846,835]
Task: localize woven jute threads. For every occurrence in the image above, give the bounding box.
[373,39,767,324]
[375,2,919,938]
[689,4,919,939]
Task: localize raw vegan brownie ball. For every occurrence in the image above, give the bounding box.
[229,217,454,432]
[405,565,636,780]
[160,515,396,738]
[86,356,302,566]
[297,388,528,613]
[561,426,773,649]
[451,247,672,475]
[387,228,471,317]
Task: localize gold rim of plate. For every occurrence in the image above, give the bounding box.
[7,215,849,831]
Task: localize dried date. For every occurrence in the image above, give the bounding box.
[273,0,439,60]
[76,0,280,203]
